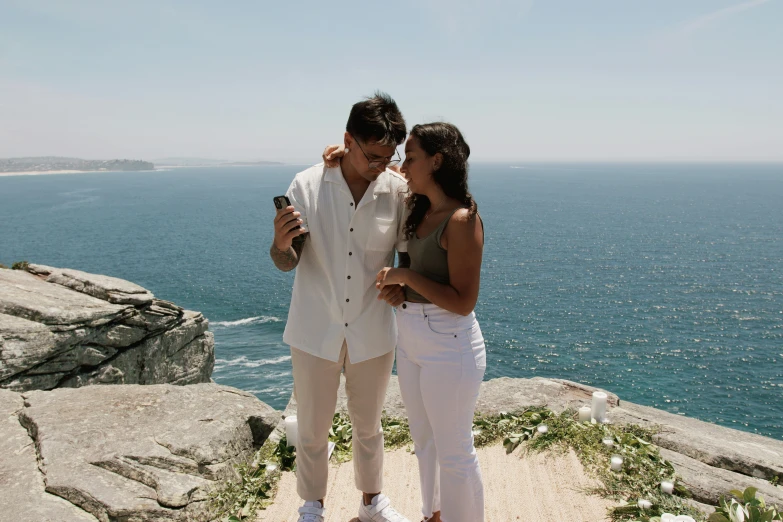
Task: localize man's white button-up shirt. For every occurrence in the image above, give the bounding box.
[282,162,409,363]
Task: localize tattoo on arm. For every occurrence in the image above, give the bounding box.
[270,233,309,272]
[397,252,411,269]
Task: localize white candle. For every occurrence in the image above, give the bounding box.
[578,405,592,422]
[285,415,298,448]
[637,499,652,510]
[610,455,623,471]
[602,437,614,448]
[661,480,674,494]
[537,425,549,434]
[592,391,607,423]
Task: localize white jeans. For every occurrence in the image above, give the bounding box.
[396,302,486,522]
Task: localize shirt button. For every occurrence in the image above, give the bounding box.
[349,252,352,256]
[345,323,348,327]
[350,202,354,207]
[402,303,407,309]
[347,275,351,279]
[350,228,354,232]
[346,298,350,302]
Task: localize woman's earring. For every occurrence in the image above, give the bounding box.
[345,147,350,153]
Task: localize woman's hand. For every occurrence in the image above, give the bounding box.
[376,267,408,289]
[322,144,346,168]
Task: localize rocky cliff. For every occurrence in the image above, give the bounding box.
[0,265,279,521]
[0,264,214,391]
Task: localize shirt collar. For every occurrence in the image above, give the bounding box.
[323,163,345,185]
[323,163,392,198]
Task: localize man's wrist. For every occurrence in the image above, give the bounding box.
[272,241,291,254]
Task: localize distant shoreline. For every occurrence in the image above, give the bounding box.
[0,169,90,177]
[0,164,290,177]
[0,169,162,177]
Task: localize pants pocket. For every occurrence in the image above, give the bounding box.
[425,315,461,337]
[425,315,486,371]
[466,322,487,371]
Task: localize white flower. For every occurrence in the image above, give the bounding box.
[729,502,746,522]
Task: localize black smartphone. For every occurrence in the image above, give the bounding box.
[273,195,300,230]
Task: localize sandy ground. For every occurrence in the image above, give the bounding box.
[257,445,617,522]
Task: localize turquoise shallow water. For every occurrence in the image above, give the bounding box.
[1,163,781,439]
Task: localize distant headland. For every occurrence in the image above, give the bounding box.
[0,156,154,176]
[0,156,285,176]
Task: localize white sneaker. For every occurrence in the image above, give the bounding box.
[358,494,410,522]
[297,500,325,522]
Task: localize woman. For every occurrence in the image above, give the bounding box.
[324,122,486,522]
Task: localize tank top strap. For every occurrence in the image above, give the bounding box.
[435,208,462,249]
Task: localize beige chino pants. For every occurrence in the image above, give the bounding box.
[290,342,395,501]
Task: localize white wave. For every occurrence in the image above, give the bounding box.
[50,196,100,211]
[266,370,292,378]
[214,355,291,368]
[212,316,282,328]
[244,386,292,395]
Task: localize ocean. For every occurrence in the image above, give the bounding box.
[1,163,781,439]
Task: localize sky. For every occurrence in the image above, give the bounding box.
[0,0,781,163]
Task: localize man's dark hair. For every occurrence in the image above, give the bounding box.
[346,91,407,147]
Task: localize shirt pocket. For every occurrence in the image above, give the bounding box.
[366,217,397,252]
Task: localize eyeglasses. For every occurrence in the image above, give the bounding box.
[353,139,402,170]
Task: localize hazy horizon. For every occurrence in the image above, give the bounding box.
[1,0,781,164]
[5,156,783,166]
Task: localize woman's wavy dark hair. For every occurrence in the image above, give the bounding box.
[403,122,477,239]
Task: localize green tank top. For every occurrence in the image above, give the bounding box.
[405,209,461,303]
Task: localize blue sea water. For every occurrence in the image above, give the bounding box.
[1,163,781,439]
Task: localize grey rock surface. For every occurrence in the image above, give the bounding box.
[612,401,783,482]
[0,389,98,522]
[0,265,215,391]
[475,376,620,415]
[2,383,280,522]
[282,375,620,421]
[0,268,132,328]
[660,448,783,506]
[27,264,155,306]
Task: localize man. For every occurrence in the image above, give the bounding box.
[270,92,411,522]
